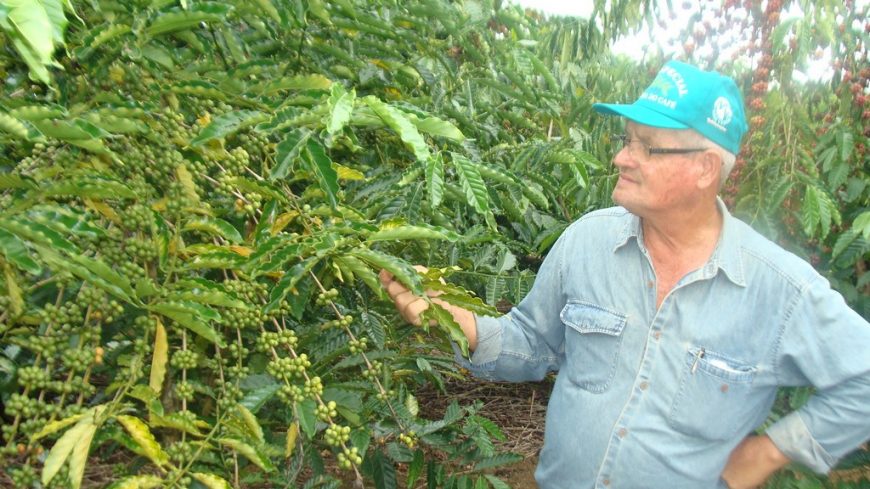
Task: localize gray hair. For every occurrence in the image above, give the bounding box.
[680,130,737,189]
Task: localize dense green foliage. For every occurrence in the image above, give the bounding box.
[0,0,867,488]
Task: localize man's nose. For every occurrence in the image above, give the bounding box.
[612,145,634,170]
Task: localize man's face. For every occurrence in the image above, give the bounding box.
[611,122,706,217]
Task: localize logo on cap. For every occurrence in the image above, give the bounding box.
[708,96,733,132]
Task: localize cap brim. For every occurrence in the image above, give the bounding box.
[592,102,689,130]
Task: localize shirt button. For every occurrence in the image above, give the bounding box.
[646,280,654,288]
[639,381,649,390]
[653,331,662,340]
[618,428,628,438]
[603,479,611,486]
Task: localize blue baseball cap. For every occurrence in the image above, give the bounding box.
[593,60,748,154]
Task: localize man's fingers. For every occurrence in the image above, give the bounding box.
[385,278,412,301]
[399,296,429,326]
[378,269,394,288]
[379,267,434,327]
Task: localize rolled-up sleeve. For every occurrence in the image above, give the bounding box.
[767,274,870,473]
[453,222,578,382]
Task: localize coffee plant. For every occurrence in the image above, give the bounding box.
[0,0,867,488]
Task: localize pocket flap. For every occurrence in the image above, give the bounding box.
[560,301,627,336]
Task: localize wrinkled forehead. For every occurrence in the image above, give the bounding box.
[625,120,698,144]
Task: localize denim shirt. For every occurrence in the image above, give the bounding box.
[457,202,870,489]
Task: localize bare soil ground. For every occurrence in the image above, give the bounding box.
[416,376,553,488]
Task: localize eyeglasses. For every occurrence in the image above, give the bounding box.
[613,134,710,159]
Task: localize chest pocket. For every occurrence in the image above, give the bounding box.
[668,347,766,441]
[560,301,627,393]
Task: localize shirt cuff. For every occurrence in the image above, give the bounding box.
[452,314,503,379]
[765,410,836,474]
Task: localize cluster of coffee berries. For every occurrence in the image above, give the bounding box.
[277,384,305,404]
[17,366,50,390]
[399,431,418,449]
[125,237,158,262]
[376,389,396,402]
[223,147,250,175]
[316,400,338,421]
[171,349,199,370]
[256,331,281,351]
[362,360,383,380]
[40,302,84,330]
[324,314,354,329]
[122,204,155,232]
[224,279,268,303]
[217,382,243,411]
[304,376,323,397]
[315,288,339,305]
[175,381,195,401]
[222,305,266,330]
[167,440,195,464]
[267,354,310,379]
[62,348,96,373]
[233,130,271,161]
[233,193,262,217]
[89,299,124,324]
[324,424,351,446]
[165,178,198,218]
[337,446,362,469]
[9,464,38,488]
[348,337,368,354]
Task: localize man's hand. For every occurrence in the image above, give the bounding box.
[720,435,790,489]
[378,267,437,327]
[378,267,478,350]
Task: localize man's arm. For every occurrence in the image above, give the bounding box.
[721,435,790,489]
[755,274,870,476]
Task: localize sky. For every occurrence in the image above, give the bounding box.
[509,0,862,82]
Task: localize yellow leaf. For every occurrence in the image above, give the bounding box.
[270,211,299,235]
[235,403,264,444]
[228,245,253,257]
[285,422,299,459]
[106,475,163,489]
[166,93,180,112]
[3,263,23,316]
[334,164,365,181]
[331,260,345,283]
[149,319,168,394]
[116,415,169,467]
[68,422,97,489]
[83,198,122,224]
[218,438,273,471]
[192,472,232,489]
[42,419,94,486]
[151,198,168,211]
[384,87,401,99]
[175,164,200,204]
[31,412,86,441]
[369,59,390,70]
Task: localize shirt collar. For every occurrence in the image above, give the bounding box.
[612,198,746,287]
[709,197,746,286]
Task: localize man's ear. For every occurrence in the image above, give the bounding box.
[696,150,722,190]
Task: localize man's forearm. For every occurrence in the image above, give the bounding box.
[721,435,790,489]
[431,298,478,351]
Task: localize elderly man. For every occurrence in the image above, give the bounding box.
[379,60,870,488]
